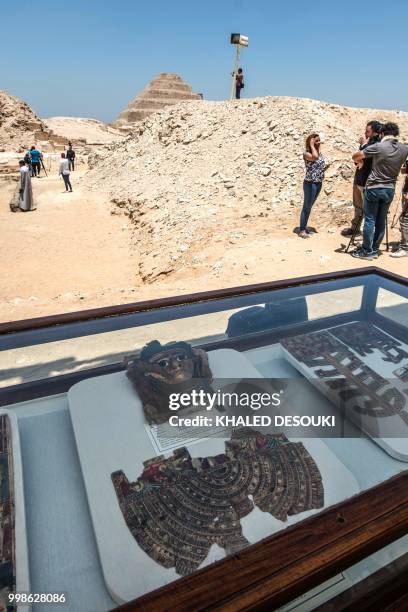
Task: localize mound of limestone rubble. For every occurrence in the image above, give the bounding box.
[0,90,65,151]
[84,96,408,282]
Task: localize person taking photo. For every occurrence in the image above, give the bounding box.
[342,120,381,237]
[351,122,408,260]
[298,133,330,239]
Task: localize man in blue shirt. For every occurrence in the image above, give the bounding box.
[29,146,42,177]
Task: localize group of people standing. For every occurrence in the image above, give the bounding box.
[298,121,408,259]
[229,73,407,259]
[14,142,76,212]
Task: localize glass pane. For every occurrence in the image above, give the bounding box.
[0,281,363,388]
[376,287,408,327]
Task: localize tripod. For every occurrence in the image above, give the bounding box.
[345,215,363,253]
[40,157,48,177]
[345,213,390,253]
[391,192,406,229]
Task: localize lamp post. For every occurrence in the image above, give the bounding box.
[230,33,249,100]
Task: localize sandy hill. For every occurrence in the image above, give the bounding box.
[84,96,408,282]
[45,116,124,145]
[0,91,65,151]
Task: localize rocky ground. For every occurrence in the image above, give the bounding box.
[83,96,408,283]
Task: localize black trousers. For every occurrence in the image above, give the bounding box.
[68,159,75,171]
[32,161,41,176]
[62,174,72,191]
[235,86,241,99]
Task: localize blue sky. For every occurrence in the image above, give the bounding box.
[1,0,407,122]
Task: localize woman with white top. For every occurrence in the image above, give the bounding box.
[59,152,73,192]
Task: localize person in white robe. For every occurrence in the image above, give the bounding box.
[18,160,35,211]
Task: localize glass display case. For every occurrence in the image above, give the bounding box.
[0,266,407,611]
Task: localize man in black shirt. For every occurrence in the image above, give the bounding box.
[66,142,76,171]
[341,120,381,236]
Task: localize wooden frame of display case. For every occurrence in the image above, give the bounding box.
[1,267,407,610]
[316,551,408,611]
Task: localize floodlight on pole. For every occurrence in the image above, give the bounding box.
[230,33,249,100]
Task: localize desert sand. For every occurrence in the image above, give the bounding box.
[0,159,405,325]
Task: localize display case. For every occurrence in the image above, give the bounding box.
[0,267,407,611]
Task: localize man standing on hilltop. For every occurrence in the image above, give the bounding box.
[234,68,244,99]
[341,120,381,237]
[351,122,408,260]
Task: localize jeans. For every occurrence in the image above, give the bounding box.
[300,181,322,231]
[362,187,394,253]
[32,161,41,176]
[62,174,72,191]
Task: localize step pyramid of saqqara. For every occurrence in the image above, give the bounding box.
[113,73,202,126]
